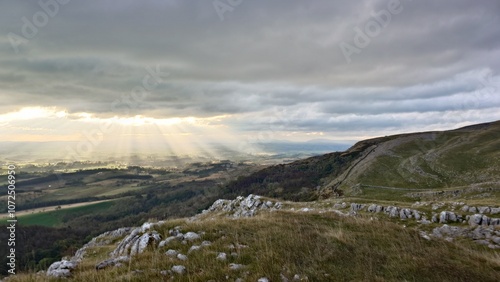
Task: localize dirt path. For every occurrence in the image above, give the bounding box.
[1,199,114,218]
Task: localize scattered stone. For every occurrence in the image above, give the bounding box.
[350,203,365,212]
[400,208,412,219]
[258,278,270,282]
[475,240,490,246]
[111,228,162,258]
[165,249,178,257]
[184,232,201,241]
[439,211,458,223]
[188,245,201,253]
[201,241,212,247]
[159,236,178,248]
[229,263,245,270]
[171,265,186,275]
[46,260,77,278]
[206,195,283,218]
[95,256,129,270]
[478,207,491,214]
[217,252,227,261]
[177,254,188,261]
[490,208,500,214]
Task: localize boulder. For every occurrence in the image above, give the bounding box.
[439,211,458,223]
[469,214,483,226]
[184,232,201,241]
[188,245,201,253]
[478,207,491,214]
[400,208,412,219]
[47,260,77,278]
[217,252,227,261]
[229,263,245,271]
[367,204,383,213]
[165,249,178,257]
[95,256,129,270]
[177,254,188,261]
[490,207,500,214]
[171,265,186,275]
[159,236,178,248]
[350,203,365,212]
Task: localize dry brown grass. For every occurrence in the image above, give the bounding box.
[9,211,500,282]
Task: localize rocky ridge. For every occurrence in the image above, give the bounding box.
[46,195,282,278]
[45,195,500,278]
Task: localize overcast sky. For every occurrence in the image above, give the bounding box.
[0,0,499,159]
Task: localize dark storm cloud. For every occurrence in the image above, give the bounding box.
[0,0,499,135]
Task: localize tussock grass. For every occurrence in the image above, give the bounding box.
[10,211,500,281]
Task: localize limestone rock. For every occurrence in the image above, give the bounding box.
[350,203,365,212]
[217,252,227,261]
[171,265,186,274]
[47,260,77,278]
[205,194,282,218]
[159,236,178,248]
[95,256,129,270]
[188,245,201,253]
[478,207,491,214]
[165,249,178,257]
[177,254,188,261]
[184,232,201,241]
[490,208,500,214]
[229,263,245,270]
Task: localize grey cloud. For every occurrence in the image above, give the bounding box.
[0,0,499,137]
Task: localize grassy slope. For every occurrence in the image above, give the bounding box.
[11,211,500,282]
[347,121,500,191]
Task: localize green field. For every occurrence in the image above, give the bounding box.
[17,201,115,227]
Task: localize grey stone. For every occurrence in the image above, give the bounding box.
[469,207,478,213]
[165,249,178,257]
[490,208,500,214]
[350,203,365,212]
[461,205,469,212]
[478,207,491,214]
[413,210,421,220]
[492,236,500,244]
[475,240,490,246]
[177,254,188,261]
[95,256,129,270]
[400,208,412,219]
[47,260,77,278]
[258,278,270,282]
[171,265,186,275]
[217,252,227,261]
[229,263,245,270]
[159,236,177,248]
[184,232,200,241]
[201,241,212,247]
[469,214,483,226]
[188,245,201,253]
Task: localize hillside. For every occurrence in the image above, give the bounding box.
[3,121,500,281]
[225,121,500,200]
[7,195,500,281]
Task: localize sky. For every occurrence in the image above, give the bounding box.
[0,0,499,161]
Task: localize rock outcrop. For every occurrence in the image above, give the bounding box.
[204,194,282,218]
